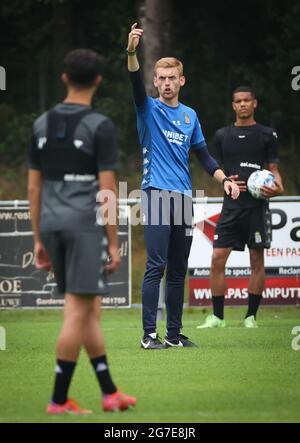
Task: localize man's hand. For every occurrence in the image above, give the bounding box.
[263,163,284,198]
[106,245,121,274]
[261,180,283,198]
[34,241,52,272]
[224,181,240,200]
[228,175,247,192]
[128,23,143,51]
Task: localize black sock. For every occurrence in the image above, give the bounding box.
[52,359,76,405]
[90,355,117,395]
[212,295,225,320]
[245,293,262,319]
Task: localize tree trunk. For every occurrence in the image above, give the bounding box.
[38,49,48,112]
[51,0,73,103]
[137,0,172,97]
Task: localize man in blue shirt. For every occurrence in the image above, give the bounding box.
[127,23,240,349]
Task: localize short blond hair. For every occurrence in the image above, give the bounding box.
[154,57,184,76]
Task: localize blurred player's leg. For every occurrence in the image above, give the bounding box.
[84,297,117,396]
[244,248,265,327]
[47,293,95,415]
[83,296,137,411]
[197,248,231,328]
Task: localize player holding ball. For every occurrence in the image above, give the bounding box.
[198,86,284,329]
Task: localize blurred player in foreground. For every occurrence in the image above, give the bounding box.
[28,49,136,413]
[127,23,240,349]
[197,86,284,329]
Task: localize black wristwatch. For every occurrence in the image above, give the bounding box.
[222,177,232,185]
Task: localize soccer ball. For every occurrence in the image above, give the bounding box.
[247,169,275,199]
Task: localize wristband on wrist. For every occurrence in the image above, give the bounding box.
[222,177,232,185]
[126,48,136,56]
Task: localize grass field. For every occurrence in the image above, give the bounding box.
[0,307,299,423]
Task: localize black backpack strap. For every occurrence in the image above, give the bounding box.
[39,107,97,180]
[46,107,93,145]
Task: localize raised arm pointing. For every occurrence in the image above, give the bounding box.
[127,23,143,72]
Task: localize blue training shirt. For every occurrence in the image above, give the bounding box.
[136,96,207,196]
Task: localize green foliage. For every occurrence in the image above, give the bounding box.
[0,0,299,192]
[0,105,37,165]
[94,76,138,161]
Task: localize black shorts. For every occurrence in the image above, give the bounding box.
[213,204,272,251]
[41,230,109,295]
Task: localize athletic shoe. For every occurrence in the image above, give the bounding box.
[196,314,226,329]
[164,333,198,348]
[102,390,137,412]
[46,398,93,415]
[141,332,165,349]
[244,315,258,328]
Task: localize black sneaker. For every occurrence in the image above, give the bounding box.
[164,334,198,348]
[141,333,166,350]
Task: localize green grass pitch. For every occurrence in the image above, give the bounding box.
[0,307,299,423]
